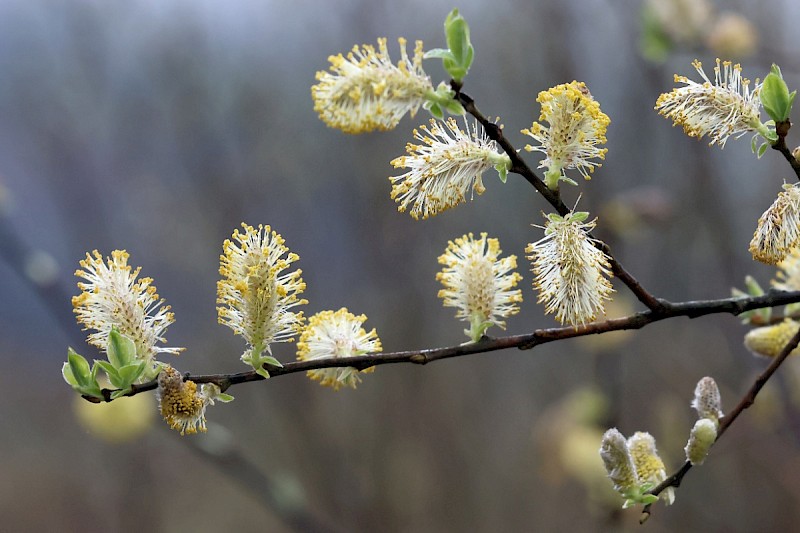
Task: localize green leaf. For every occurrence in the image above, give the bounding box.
[260,355,283,368]
[751,134,759,154]
[758,142,769,158]
[423,48,456,61]
[63,350,103,397]
[439,8,474,82]
[117,361,146,385]
[640,494,659,505]
[95,360,124,388]
[496,164,508,183]
[442,99,465,116]
[639,5,673,63]
[744,275,764,296]
[761,65,794,122]
[67,349,92,387]
[107,327,137,368]
[216,393,235,403]
[255,367,271,379]
[62,362,79,387]
[569,211,590,222]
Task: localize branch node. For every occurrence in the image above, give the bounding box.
[409,353,428,364]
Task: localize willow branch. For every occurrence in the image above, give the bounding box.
[452,85,666,312]
[772,120,800,181]
[84,289,800,402]
[640,323,800,523]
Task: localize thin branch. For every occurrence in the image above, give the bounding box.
[84,289,800,402]
[641,323,800,522]
[772,120,800,181]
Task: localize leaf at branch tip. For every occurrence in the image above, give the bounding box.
[67,348,92,386]
[64,349,104,397]
[761,65,795,123]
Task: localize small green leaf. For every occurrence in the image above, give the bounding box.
[110,388,130,400]
[62,362,79,387]
[423,48,455,61]
[744,275,764,296]
[569,211,591,222]
[63,350,103,397]
[255,367,271,379]
[761,65,794,122]
[442,99,465,116]
[67,349,92,387]
[107,327,137,368]
[117,361,146,385]
[758,142,769,158]
[95,360,124,388]
[640,494,659,505]
[751,135,759,153]
[428,103,443,119]
[496,164,508,183]
[260,355,283,368]
[216,393,235,403]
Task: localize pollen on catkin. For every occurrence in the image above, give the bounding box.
[389,118,510,219]
[655,58,762,147]
[311,38,434,133]
[436,232,522,341]
[627,432,674,505]
[750,184,800,265]
[296,308,381,390]
[157,366,218,436]
[217,223,307,373]
[521,81,610,188]
[527,212,614,326]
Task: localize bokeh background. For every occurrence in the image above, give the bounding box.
[2,0,800,531]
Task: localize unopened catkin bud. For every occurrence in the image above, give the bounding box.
[599,428,637,495]
[792,146,800,164]
[744,319,800,358]
[685,418,717,465]
[691,377,723,422]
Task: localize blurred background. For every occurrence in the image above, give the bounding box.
[1,0,800,531]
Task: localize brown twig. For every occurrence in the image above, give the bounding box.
[84,289,800,402]
[772,120,800,181]
[641,324,800,522]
